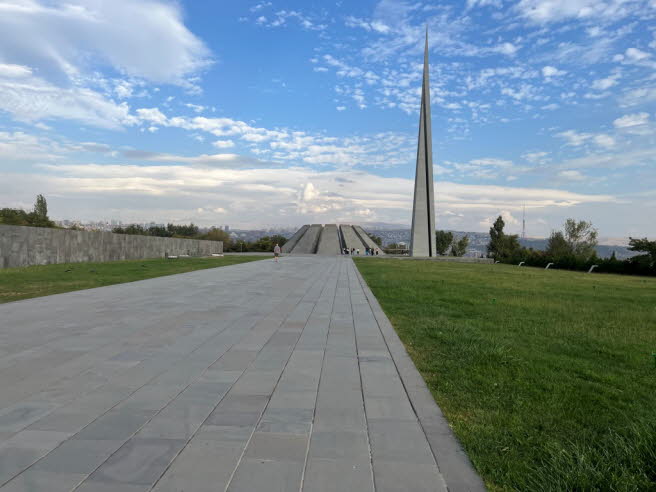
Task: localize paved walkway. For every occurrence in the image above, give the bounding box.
[0,256,483,492]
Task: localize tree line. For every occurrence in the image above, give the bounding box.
[486,215,655,276]
[112,223,288,252]
[0,195,56,228]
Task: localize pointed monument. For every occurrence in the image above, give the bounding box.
[410,29,436,257]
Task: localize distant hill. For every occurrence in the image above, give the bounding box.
[366,228,637,260]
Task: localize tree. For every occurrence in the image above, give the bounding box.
[546,231,571,258]
[200,227,231,244]
[451,235,469,257]
[0,195,54,228]
[269,234,288,247]
[113,224,147,235]
[487,216,506,258]
[0,208,30,226]
[487,215,520,260]
[148,225,173,237]
[33,195,48,221]
[167,223,199,237]
[435,230,453,255]
[370,235,383,247]
[564,219,597,259]
[628,237,656,267]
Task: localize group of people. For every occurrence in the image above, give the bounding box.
[342,247,380,256]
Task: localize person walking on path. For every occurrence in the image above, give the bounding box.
[273,243,281,263]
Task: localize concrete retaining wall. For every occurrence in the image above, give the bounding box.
[0,225,223,269]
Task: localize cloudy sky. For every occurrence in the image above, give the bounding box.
[1,0,654,237]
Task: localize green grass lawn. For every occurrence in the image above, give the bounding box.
[355,259,656,491]
[0,256,265,304]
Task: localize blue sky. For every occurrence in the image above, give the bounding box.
[0,0,654,238]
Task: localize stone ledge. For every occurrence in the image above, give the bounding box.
[354,264,487,492]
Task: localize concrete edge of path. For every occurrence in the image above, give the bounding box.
[354,265,487,492]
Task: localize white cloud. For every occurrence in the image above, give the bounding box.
[620,86,656,106]
[591,73,620,90]
[119,150,262,168]
[136,107,168,126]
[494,42,519,56]
[0,63,33,78]
[613,112,650,128]
[522,151,550,164]
[3,160,614,231]
[0,1,211,128]
[256,10,326,31]
[185,103,206,113]
[542,66,566,77]
[114,80,134,99]
[467,0,503,8]
[557,130,615,149]
[558,170,586,181]
[0,71,137,129]
[517,0,647,23]
[556,130,591,146]
[212,140,235,149]
[0,0,210,85]
[0,131,64,162]
[250,2,272,12]
[593,134,615,148]
[345,16,391,33]
[625,47,651,61]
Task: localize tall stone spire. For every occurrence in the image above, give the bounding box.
[410,28,436,257]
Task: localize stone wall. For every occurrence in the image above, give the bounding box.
[0,225,223,269]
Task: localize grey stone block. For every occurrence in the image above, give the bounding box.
[308,430,369,461]
[368,419,436,465]
[34,439,124,474]
[73,409,154,441]
[227,458,303,492]
[152,438,244,492]
[302,458,374,492]
[0,403,56,433]
[85,438,185,486]
[372,461,447,492]
[0,470,86,492]
[364,396,416,420]
[245,432,308,463]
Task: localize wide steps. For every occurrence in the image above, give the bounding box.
[354,225,384,255]
[284,224,381,256]
[290,224,322,254]
[316,224,341,256]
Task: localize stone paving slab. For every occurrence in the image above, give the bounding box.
[0,256,483,491]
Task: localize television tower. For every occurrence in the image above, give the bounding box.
[522,205,526,240]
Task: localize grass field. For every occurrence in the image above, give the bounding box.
[0,256,265,304]
[355,258,656,491]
